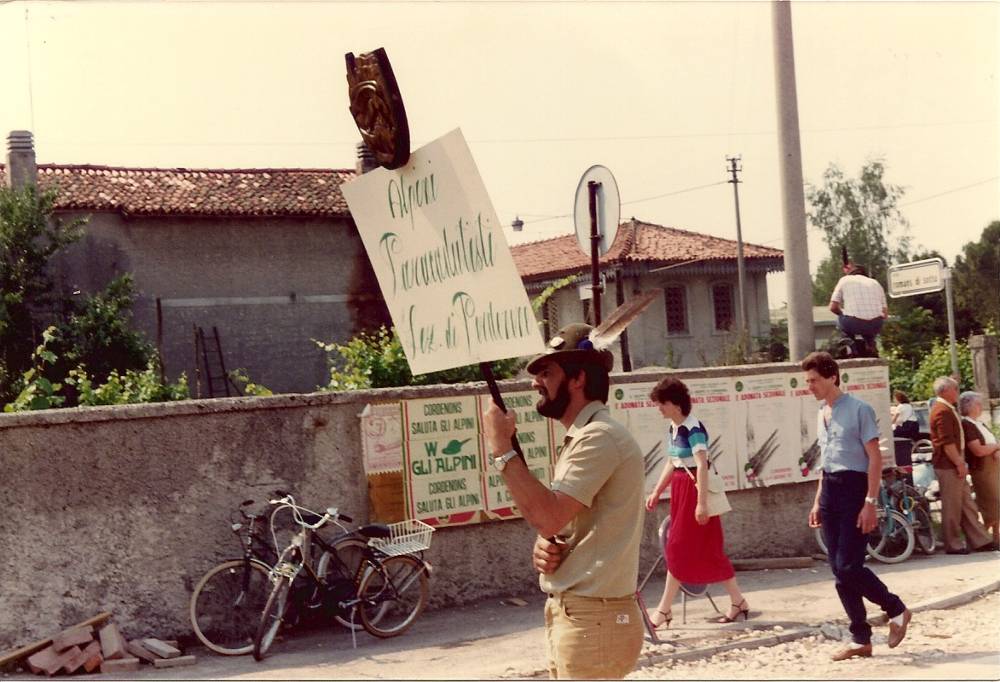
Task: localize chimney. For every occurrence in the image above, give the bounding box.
[5,130,37,190]
[355,141,380,175]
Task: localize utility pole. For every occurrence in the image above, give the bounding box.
[727,155,749,361]
[943,267,960,379]
[772,1,815,359]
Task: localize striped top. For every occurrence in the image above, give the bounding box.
[667,414,710,467]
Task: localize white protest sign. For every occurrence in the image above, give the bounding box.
[342,128,545,375]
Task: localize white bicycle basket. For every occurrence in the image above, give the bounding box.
[370,519,435,556]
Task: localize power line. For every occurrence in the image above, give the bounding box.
[899,177,998,208]
[512,179,727,227]
[39,119,995,150]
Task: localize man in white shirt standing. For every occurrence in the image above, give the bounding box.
[829,264,888,355]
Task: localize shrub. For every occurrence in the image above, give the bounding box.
[315,326,524,391]
[902,338,974,401]
[3,326,188,411]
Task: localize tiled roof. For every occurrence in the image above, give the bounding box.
[511,219,784,280]
[0,164,356,218]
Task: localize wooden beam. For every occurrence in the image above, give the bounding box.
[0,612,112,670]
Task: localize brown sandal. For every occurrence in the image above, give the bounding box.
[651,609,672,629]
[716,598,749,623]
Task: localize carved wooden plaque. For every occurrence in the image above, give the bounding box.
[345,48,410,170]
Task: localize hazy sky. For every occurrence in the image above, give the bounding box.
[0,1,996,308]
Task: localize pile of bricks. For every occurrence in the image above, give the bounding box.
[3,614,197,677]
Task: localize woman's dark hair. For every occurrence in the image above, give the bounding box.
[894,390,910,404]
[649,376,692,416]
[801,351,839,380]
[559,361,610,403]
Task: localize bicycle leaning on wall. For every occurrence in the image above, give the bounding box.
[189,496,374,656]
[253,493,434,661]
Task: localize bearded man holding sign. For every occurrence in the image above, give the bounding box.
[483,323,645,680]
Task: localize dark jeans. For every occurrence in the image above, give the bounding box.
[820,470,906,645]
[836,314,884,342]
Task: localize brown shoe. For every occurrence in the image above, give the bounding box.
[831,644,872,661]
[888,608,912,648]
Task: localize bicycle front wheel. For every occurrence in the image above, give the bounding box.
[814,526,829,556]
[868,509,915,564]
[190,559,271,656]
[911,504,937,555]
[253,577,292,661]
[357,555,429,638]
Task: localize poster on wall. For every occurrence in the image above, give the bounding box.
[842,365,894,468]
[684,377,740,490]
[733,374,798,488]
[607,382,663,495]
[341,128,545,376]
[788,375,822,482]
[477,391,555,518]
[360,403,404,475]
[401,396,484,525]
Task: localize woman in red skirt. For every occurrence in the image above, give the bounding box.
[644,376,751,628]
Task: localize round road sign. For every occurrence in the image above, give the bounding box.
[573,165,620,257]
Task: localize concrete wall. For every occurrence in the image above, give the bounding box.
[49,211,391,395]
[0,360,870,649]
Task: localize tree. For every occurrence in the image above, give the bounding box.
[1,184,169,409]
[951,220,1000,334]
[0,185,85,403]
[806,160,911,304]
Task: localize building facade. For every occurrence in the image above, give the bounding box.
[3,131,390,395]
[512,219,785,369]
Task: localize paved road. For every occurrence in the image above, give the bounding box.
[35,551,999,680]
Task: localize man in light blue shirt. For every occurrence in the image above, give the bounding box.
[803,352,910,661]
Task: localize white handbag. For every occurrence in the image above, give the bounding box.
[685,465,732,516]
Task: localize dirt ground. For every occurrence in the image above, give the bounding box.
[629,591,1000,679]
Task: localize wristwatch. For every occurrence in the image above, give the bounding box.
[492,449,519,471]
[864,496,878,506]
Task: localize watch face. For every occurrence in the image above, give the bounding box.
[493,456,506,472]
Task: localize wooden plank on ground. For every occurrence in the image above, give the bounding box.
[28,645,80,677]
[62,640,102,674]
[153,654,196,669]
[142,638,181,659]
[51,626,93,653]
[125,640,158,664]
[98,622,127,661]
[0,611,112,670]
[100,657,140,674]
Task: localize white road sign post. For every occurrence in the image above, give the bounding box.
[887,258,945,298]
[888,257,959,379]
[342,128,545,376]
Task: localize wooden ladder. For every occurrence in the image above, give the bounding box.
[194,325,240,398]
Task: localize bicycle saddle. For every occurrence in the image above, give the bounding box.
[357,524,391,539]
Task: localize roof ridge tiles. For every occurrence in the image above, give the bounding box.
[33,163,355,175]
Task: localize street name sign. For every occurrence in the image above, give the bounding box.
[341,128,545,375]
[887,258,945,298]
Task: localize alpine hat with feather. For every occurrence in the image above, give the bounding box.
[525,291,662,375]
[526,323,614,374]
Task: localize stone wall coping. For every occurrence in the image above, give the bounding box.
[0,358,886,430]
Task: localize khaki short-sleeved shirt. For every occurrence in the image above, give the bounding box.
[540,401,645,598]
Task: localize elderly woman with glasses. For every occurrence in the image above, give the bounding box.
[959,391,1000,547]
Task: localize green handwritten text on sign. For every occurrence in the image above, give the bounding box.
[402,396,484,519]
[342,129,545,375]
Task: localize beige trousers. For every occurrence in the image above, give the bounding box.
[935,468,993,551]
[544,592,643,679]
